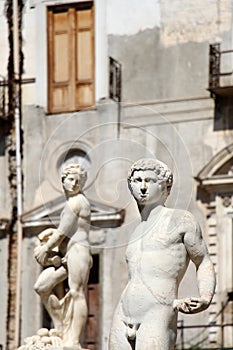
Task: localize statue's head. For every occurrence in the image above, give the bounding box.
[127,158,173,205]
[61,163,87,195]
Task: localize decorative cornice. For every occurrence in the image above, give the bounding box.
[21,196,125,230]
[196,175,233,193]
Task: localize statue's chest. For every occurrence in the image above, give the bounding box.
[126,213,185,263]
[142,227,179,249]
[138,217,183,251]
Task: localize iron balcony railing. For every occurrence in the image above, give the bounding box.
[109,56,122,138]
[208,43,233,96]
[109,56,122,103]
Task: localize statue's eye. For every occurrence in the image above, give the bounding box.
[145,178,156,183]
[134,177,142,182]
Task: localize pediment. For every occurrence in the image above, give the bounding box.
[196,143,233,193]
[22,196,125,230]
[213,157,233,176]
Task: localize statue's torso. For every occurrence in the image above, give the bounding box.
[122,208,190,322]
[60,193,91,253]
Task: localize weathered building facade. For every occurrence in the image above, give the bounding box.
[0,0,233,349]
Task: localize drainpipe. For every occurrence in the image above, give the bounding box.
[13,0,23,346]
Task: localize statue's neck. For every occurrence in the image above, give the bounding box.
[138,202,165,221]
[65,190,82,199]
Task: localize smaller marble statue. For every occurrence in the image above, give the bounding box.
[109,158,216,350]
[32,164,92,349]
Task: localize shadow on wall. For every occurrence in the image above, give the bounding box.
[213,96,233,131]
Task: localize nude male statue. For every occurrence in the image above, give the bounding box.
[34,164,92,349]
[109,158,216,350]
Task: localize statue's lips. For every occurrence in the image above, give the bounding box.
[139,194,148,200]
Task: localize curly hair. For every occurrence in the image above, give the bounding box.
[61,163,87,190]
[128,158,173,195]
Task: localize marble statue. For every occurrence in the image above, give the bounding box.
[32,164,92,349]
[109,158,216,350]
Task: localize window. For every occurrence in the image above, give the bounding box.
[48,2,94,113]
[60,149,91,172]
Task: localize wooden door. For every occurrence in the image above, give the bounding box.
[83,254,100,350]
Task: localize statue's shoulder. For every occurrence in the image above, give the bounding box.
[74,193,91,216]
[79,193,91,207]
[165,207,197,226]
[67,193,90,211]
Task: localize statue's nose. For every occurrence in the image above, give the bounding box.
[140,181,147,193]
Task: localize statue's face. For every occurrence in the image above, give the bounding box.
[129,169,166,205]
[63,172,81,195]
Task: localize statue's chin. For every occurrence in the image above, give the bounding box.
[65,189,80,196]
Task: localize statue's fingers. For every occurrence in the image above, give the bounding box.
[191,297,199,302]
[190,301,198,307]
[189,297,199,307]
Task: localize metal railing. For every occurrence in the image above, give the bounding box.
[177,321,233,349]
[177,295,233,349]
[209,43,233,89]
[109,56,122,138]
[109,56,122,103]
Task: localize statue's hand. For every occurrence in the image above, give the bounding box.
[34,244,49,266]
[173,297,209,314]
[38,228,56,242]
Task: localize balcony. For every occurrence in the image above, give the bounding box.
[208,43,233,98]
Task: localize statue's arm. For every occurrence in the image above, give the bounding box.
[34,203,78,265]
[46,204,78,250]
[174,214,216,314]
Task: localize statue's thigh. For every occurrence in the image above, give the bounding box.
[67,245,91,286]
[109,316,132,350]
[136,323,176,350]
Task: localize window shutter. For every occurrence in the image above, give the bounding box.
[48,3,94,114]
[76,7,94,109]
